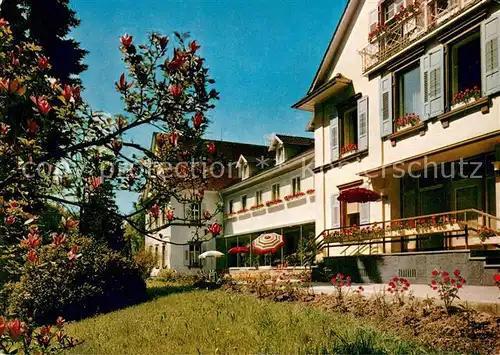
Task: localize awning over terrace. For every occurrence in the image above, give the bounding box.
[337,187,381,204]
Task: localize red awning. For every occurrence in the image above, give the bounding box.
[338,187,381,203]
[228,246,250,254]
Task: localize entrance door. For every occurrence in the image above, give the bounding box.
[418,185,446,251]
[451,179,483,228]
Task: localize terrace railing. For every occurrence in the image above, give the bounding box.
[314,209,500,257]
[360,0,482,74]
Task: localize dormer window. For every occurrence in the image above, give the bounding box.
[236,155,250,180]
[241,164,249,180]
[276,146,285,164]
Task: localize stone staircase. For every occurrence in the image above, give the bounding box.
[469,248,500,269]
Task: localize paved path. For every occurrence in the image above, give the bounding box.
[311,283,500,304]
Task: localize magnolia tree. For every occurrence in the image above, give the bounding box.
[0,17,223,351]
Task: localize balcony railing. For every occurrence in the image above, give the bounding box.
[360,0,482,74]
[315,209,500,256]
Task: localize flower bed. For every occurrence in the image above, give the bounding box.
[265,199,283,207]
[284,192,306,201]
[396,113,420,131]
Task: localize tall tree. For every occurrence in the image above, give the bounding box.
[0,0,87,84]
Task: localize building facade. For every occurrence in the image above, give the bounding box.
[293,0,500,284]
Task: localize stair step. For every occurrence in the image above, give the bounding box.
[470,250,500,258]
[485,257,500,265]
[484,264,500,269]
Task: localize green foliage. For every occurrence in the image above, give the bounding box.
[156,268,198,285]
[133,249,156,280]
[7,236,147,324]
[0,0,87,84]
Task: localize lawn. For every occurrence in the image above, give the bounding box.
[66,282,429,354]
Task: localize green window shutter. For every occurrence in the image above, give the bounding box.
[328,104,339,162]
[357,96,369,151]
[482,12,500,96]
[379,74,393,137]
[331,194,340,229]
[421,45,444,120]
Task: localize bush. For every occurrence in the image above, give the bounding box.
[134,249,156,280]
[7,236,147,324]
[156,268,197,285]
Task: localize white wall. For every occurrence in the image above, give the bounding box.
[223,161,315,237]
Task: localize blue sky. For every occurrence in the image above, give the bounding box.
[70,0,347,212]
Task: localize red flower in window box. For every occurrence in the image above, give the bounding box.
[284,192,306,201]
[452,86,481,105]
[340,143,357,155]
[250,204,265,211]
[368,23,389,40]
[306,189,315,195]
[265,199,283,207]
[396,113,420,130]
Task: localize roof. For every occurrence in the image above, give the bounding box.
[275,134,314,147]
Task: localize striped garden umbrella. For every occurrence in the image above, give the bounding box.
[252,233,284,255]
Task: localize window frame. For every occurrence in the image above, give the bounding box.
[395,60,422,129]
[255,190,263,206]
[291,176,301,195]
[241,195,248,210]
[337,99,359,155]
[276,146,285,164]
[228,199,234,214]
[190,202,201,221]
[271,183,281,200]
[448,29,482,107]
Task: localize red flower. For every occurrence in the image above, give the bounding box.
[189,40,201,53]
[62,84,73,102]
[168,131,180,146]
[331,277,337,284]
[27,119,39,135]
[62,217,78,231]
[0,317,5,336]
[39,325,51,336]
[166,209,174,222]
[30,95,52,115]
[456,284,463,289]
[37,55,49,69]
[4,216,15,225]
[442,271,449,278]
[88,177,102,190]
[71,85,81,101]
[168,49,187,71]
[207,142,216,155]
[168,83,183,97]
[431,269,440,277]
[453,269,460,276]
[120,33,133,47]
[0,123,10,136]
[111,139,123,154]
[208,222,222,236]
[115,73,133,91]
[494,274,500,283]
[27,249,37,264]
[192,112,204,129]
[21,231,41,249]
[150,204,160,218]
[431,279,436,285]
[0,18,9,27]
[6,319,26,341]
[51,233,66,247]
[56,317,65,328]
[67,246,79,261]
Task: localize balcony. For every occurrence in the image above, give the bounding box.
[316,209,500,257]
[359,0,483,74]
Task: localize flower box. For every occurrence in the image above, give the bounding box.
[306,189,315,195]
[265,199,283,207]
[396,113,420,132]
[340,143,357,156]
[226,213,237,220]
[236,209,249,215]
[284,192,306,202]
[451,87,481,110]
[250,204,265,212]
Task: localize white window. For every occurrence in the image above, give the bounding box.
[241,195,247,210]
[272,183,281,200]
[241,164,249,179]
[292,177,301,195]
[256,190,263,205]
[190,203,201,221]
[184,244,200,267]
[276,146,285,164]
[384,0,403,22]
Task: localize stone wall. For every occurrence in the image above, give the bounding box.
[316,251,498,286]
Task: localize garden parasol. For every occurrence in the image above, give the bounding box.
[252,233,284,255]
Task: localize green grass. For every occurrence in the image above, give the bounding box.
[67,283,430,355]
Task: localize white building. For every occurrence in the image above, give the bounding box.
[292,0,500,284]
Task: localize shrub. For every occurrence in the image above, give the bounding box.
[429,269,466,313]
[330,273,351,301]
[134,249,157,280]
[156,268,197,285]
[8,236,147,324]
[386,277,410,305]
